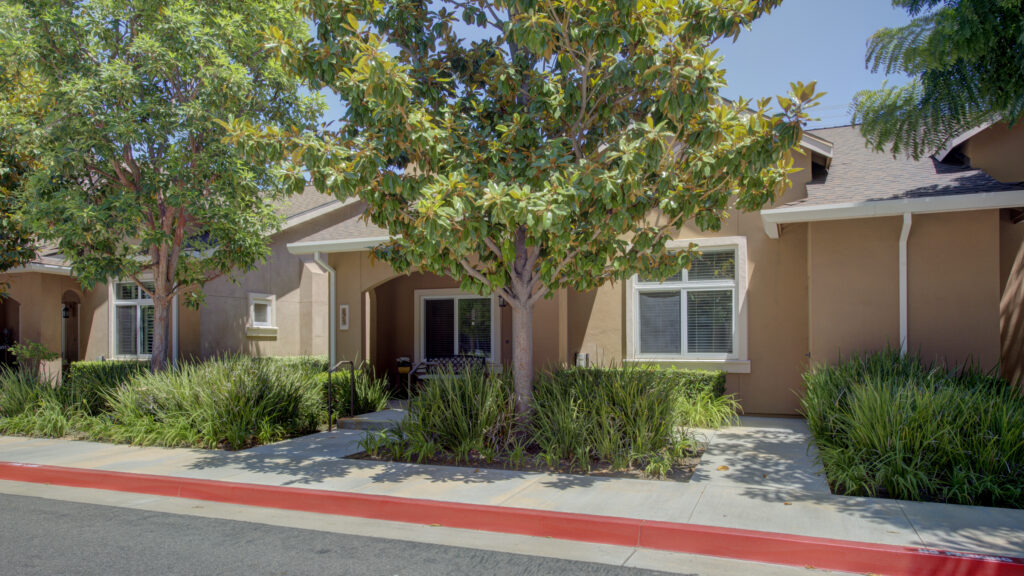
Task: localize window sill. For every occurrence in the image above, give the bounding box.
[245,326,279,339]
[624,358,751,374]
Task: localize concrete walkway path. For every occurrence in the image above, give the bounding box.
[0,416,1021,560]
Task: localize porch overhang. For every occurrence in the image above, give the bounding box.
[760,189,1024,239]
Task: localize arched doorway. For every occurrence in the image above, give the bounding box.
[0,296,20,370]
[61,290,81,369]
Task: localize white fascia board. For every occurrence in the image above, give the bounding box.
[761,189,1024,239]
[286,236,391,255]
[799,133,833,158]
[934,121,997,162]
[4,262,73,276]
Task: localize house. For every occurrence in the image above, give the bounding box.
[282,122,1024,415]
[0,187,351,375]
[2,122,1021,415]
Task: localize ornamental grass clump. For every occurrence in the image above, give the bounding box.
[365,365,730,478]
[802,349,1024,508]
[89,356,323,449]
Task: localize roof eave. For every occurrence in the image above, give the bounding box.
[286,236,391,255]
[761,189,1024,238]
[3,262,74,276]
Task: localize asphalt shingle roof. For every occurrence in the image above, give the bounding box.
[292,202,389,244]
[783,125,1021,209]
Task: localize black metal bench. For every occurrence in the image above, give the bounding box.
[406,355,489,396]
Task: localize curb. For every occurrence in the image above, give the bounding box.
[2,461,1021,576]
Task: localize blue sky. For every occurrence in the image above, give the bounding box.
[713,0,912,128]
[319,0,913,129]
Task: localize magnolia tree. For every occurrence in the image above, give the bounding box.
[232,0,820,414]
[3,0,322,370]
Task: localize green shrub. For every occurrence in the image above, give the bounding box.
[533,365,694,472]
[314,369,391,417]
[259,355,329,375]
[64,360,149,414]
[802,349,1024,508]
[366,365,714,477]
[387,369,515,464]
[92,356,322,449]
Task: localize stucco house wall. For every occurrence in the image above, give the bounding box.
[198,215,331,359]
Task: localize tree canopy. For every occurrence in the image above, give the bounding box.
[3,0,323,369]
[852,0,1024,158]
[0,2,42,283]
[231,0,820,412]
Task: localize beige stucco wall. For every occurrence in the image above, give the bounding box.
[567,148,815,415]
[0,272,110,376]
[809,211,1002,372]
[908,211,1001,368]
[199,216,330,359]
[808,217,901,365]
[1000,211,1024,385]
[963,123,1024,183]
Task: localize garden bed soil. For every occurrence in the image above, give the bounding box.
[353,447,704,482]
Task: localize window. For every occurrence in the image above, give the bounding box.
[248,294,275,328]
[633,247,738,359]
[416,291,497,363]
[113,282,154,358]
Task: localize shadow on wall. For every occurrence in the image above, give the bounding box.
[1002,255,1024,387]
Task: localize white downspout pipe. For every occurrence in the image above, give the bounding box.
[313,251,337,368]
[898,213,912,355]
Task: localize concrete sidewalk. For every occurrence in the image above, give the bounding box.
[0,417,1021,560]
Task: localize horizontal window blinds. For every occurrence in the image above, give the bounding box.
[687,290,733,354]
[638,292,681,354]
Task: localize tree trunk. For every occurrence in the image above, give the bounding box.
[150,296,171,372]
[511,300,534,416]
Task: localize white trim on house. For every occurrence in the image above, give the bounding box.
[625,236,749,372]
[286,236,391,255]
[5,262,73,276]
[800,132,834,159]
[934,121,997,163]
[760,189,1024,238]
[413,288,501,366]
[245,293,278,339]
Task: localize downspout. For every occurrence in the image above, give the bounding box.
[313,251,337,368]
[899,213,912,355]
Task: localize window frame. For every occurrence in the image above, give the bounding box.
[109,280,156,360]
[413,288,500,365]
[248,293,276,329]
[626,237,749,370]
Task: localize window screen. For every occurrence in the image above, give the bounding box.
[687,290,733,354]
[638,292,681,354]
[457,298,491,357]
[115,305,138,356]
[252,302,270,326]
[689,251,735,281]
[424,299,455,359]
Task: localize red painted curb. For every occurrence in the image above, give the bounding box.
[2,461,1022,576]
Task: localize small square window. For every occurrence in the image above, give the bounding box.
[248,294,275,328]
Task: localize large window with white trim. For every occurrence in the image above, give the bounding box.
[634,248,737,359]
[113,282,154,357]
[417,291,497,362]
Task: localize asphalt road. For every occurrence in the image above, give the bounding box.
[0,493,669,576]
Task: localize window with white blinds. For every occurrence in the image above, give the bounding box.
[634,248,736,358]
[420,295,494,361]
[113,282,154,357]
